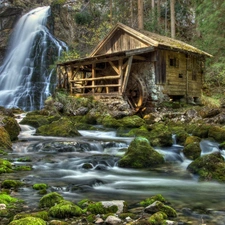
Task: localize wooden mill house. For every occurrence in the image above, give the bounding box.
[57,23,211,112]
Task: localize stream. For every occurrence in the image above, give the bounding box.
[6,114,225,224]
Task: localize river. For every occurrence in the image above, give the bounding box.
[6,114,225,224]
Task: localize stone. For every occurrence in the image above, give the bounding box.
[101,200,126,214]
[105,215,121,225]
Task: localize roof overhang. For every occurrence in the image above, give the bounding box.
[57,46,155,67]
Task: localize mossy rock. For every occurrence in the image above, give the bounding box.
[148,211,167,225]
[183,136,201,160]
[208,126,225,142]
[33,183,48,190]
[3,116,20,141]
[87,202,118,214]
[0,159,13,174]
[49,200,83,218]
[14,211,49,221]
[0,193,18,205]
[49,220,68,225]
[1,180,23,189]
[20,114,50,128]
[192,124,211,138]
[9,216,46,225]
[14,165,32,171]
[36,117,80,137]
[39,192,64,208]
[101,115,121,128]
[0,126,12,150]
[145,201,177,217]
[140,194,166,207]
[118,115,145,128]
[118,137,165,168]
[187,152,225,182]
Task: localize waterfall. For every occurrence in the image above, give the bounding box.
[0,6,67,111]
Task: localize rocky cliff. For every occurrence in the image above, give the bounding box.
[0,0,83,64]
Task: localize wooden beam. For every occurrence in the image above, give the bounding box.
[109,61,119,74]
[119,59,123,94]
[92,63,96,93]
[133,55,146,61]
[70,75,120,82]
[122,56,133,93]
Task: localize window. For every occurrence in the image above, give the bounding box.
[169,56,179,68]
[179,74,183,78]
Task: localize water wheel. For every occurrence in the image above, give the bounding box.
[125,73,148,111]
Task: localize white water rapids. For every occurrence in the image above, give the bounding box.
[10,115,225,224]
[0,6,67,111]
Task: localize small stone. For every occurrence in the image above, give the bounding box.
[105,215,122,225]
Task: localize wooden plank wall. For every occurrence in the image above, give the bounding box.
[97,30,148,55]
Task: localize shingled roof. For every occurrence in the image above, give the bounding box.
[90,22,212,57]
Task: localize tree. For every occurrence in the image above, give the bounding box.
[170,0,175,38]
[138,0,144,29]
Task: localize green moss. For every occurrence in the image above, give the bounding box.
[148,211,167,225]
[3,116,20,141]
[86,214,96,222]
[119,212,137,219]
[101,115,120,128]
[36,117,80,137]
[183,136,201,160]
[2,180,23,189]
[118,137,164,168]
[192,124,211,138]
[33,183,48,190]
[0,193,18,205]
[118,115,145,128]
[87,202,118,214]
[77,199,89,208]
[14,165,32,171]
[187,152,225,182]
[208,126,225,142]
[140,194,166,207]
[14,211,49,221]
[49,200,83,218]
[149,201,177,217]
[0,126,12,149]
[17,157,32,162]
[9,216,46,225]
[20,115,49,128]
[39,192,64,208]
[0,159,13,173]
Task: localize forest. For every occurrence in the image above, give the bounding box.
[58,0,225,101]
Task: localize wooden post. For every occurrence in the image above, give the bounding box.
[119,59,123,94]
[92,63,96,93]
[122,56,133,93]
[138,0,144,29]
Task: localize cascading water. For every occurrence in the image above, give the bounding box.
[0,6,67,111]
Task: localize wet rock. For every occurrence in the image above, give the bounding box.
[208,125,225,142]
[183,136,201,160]
[105,215,122,225]
[2,116,20,141]
[0,126,12,150]
[187,152,225,182]
[101,200,126,213]
[118,137,164,168]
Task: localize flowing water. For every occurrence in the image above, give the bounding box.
[8,114,225,225]
[0,6,67,111]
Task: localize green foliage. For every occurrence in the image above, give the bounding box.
[75,11,92,25]
[51,0,66,5]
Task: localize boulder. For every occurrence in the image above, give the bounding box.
[2,116,20,141]
[183,136,201,160]
[118,137,165,168]
[105,215,122,225]
[187,152,225,182]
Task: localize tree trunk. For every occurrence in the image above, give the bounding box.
[152,0,155,9]
[157,0,161,26]
[110,0,112,25]
[138,0,144,29]
[170,0,176,38]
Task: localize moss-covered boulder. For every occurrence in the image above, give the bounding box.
[118,115,145,128]
[39,192,64,208]
[36,117,80,137]
[87,201,118,214]
[0,126,12,150]
[0,193,19,205]
[183,136,201,160]
[140,194,166,207]
[33,183,48,190]
[187,152,225,182]
[3,116,20,141]
[49,200,83,218]
[13,211,49,221]
[148,211,168,225]
[192,124,211,138]
[9,216,46,225]
[208,126,225,142]
[144,201,177,217]
[118,137,165,168]
[1,180,24,190]
[0,159,13,174]
[20,114,50,128]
